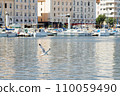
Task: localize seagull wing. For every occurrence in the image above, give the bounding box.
[39,44,45,53]
[45,48,51,54]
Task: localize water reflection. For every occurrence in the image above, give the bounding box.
[94,41,115,80]
[0,38,15,79]
[113,38,120,80]
[0,37,120,80]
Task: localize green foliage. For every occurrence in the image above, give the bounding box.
[63,25,68,28]
[105,17,116,27]
[48,25,52,28]
[96,14,106,28]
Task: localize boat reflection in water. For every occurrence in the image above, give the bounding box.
[0,37,120,80]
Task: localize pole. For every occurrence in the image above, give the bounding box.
[66,14,71,29]
[4,0,6,26]
[68,17,70,29]
[6,11,9,27]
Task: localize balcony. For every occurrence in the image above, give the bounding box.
[107,14,119,18]
[105,0,120,3]
[106,4,117,8]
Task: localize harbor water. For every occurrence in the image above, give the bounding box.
[0,36,120,80]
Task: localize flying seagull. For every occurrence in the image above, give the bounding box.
[39,44,50,56]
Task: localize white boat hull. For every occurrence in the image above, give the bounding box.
[35,32,47,37]
[0,33,17,37]
[0,33,7,37]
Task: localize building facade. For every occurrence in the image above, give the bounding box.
[73,0,96,25]
[0,0,37,28]
[96,0,120,24]
[38,0,96,28]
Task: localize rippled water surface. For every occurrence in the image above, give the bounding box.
[0,36,120,80]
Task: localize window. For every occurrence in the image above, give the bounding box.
[81,1,83,6]
[16,19,18,22]
[25,19,27,22]
[88,7,90,12]
[0,3,1,8]
[16,5,18,9]
[25,5,27,9]
[16,12,18,16]
[81,7,83,12]
[88,2,90,6]
[21,19,23,22]
[21,5,23,9]
[66,8,68,11]
[33,13,35,16]
[0,18,2,22]
[54,1,56,5]
[29,19,31,22]
[81,14,83,18]
[5,3,7,8]
[58,2,60,5]
[10,3,12,8]
[58,8,60,11]
[73,13,75,18]
[29,13,31,16]
[85,8,86,12]
[66,2,68,5]
[20,12,22,16]
[25,13,27,16]
[28,5,31,9]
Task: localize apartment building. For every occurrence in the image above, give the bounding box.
[38,0,96,28]
[0,0,37,28]
[96,0,120,23]
[73,0,96,25]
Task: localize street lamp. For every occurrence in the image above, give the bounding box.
[66,14,71,29]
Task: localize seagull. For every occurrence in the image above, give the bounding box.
[39,44,50,56]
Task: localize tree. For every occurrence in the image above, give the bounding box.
[48,25,52,28]
[105,17,116,27]
[96,14,106,28]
